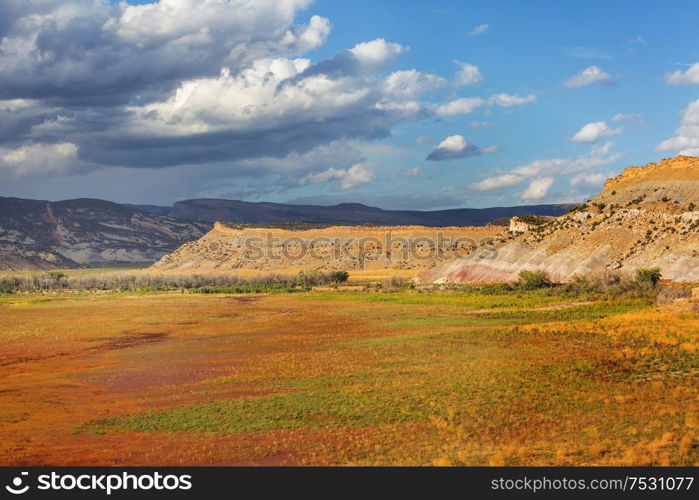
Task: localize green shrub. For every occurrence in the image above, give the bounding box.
[330,271,350,283]
[382,275,411,290]
[516,270,553,290]
[635,267,662,287]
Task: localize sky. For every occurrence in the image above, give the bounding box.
[0,0,698,210]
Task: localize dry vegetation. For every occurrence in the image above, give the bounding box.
[0,271,697,466]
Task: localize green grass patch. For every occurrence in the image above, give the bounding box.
[81,387,426,434]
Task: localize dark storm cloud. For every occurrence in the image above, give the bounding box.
[0,0,324,106]
[78,113,393,169]
[0,3,418,180]
[0,1,477,204]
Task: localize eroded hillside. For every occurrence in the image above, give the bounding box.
[151,223,505,272]
[419,156,699,283]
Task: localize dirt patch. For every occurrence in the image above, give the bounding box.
[229,296,260,304]
[88,332,169,351]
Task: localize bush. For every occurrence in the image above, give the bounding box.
[330,270,350,283]
[571,270,622,291]
[479,283,514,295]
[382,275,411,290]
[635,267,662,287]
[296,270,350,288]
[516,270,553,290]
[569,269,661,300]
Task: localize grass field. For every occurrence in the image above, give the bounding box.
[0,286,697,465]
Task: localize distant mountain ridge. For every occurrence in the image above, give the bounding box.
[0,197,210,271]
[129,198,573,227]
[0,196,573,270]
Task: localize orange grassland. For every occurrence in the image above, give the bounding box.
[0,288,697,466]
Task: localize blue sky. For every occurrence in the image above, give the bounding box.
[1,0,698,209]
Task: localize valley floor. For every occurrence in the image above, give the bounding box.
[0,288,697,465]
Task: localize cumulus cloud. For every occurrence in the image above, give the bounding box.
[383,69,447,99]
[563,66,613,88]
[570,172,608,188]
[470,173,523,191]
[467,145,622,202]
[300,161,376,190]
[348,39,407,70]
[22,37,424,169]
[520,177,554,201]
[665,63,699,86]
[656,99,699,155]
[0,0,329,104]
[487,93,537,107]
[436,97,486,116]
[0,1,544,203]
[1,142,79,177]
[468,24,489,37]
[436,92,535,117]
[453,62,483,86]
[426,135,496,161]
[570,121,623,143]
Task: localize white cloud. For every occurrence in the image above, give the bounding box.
[591,141,615,155]
[106,0,326,53]
[349,39,407,70]
[0,99,38,112]
[521,177,554,201]
[436,97,486,116]
[570,172,608,188]
[467,146,622,201]
[1,142,79,177]
[487,93,537,107]
[453,62,483,86]
[0,0,330,104]
[612,112,641,122]
[383,69,447,99]
[415,135,436,145]
[570,121,623,143]
[563,66,612,88]
[126,57,372,136]
[470,174,523,191]
[436,92,536,117]
[665,63,699,86]
[426,135,496,161]
[510,152,622,177]
[656,98,699,154]
[468,24,489,37]
[300,161,376,190]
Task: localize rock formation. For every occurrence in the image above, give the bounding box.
[419,156,699,283]
[151,223,505,272]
